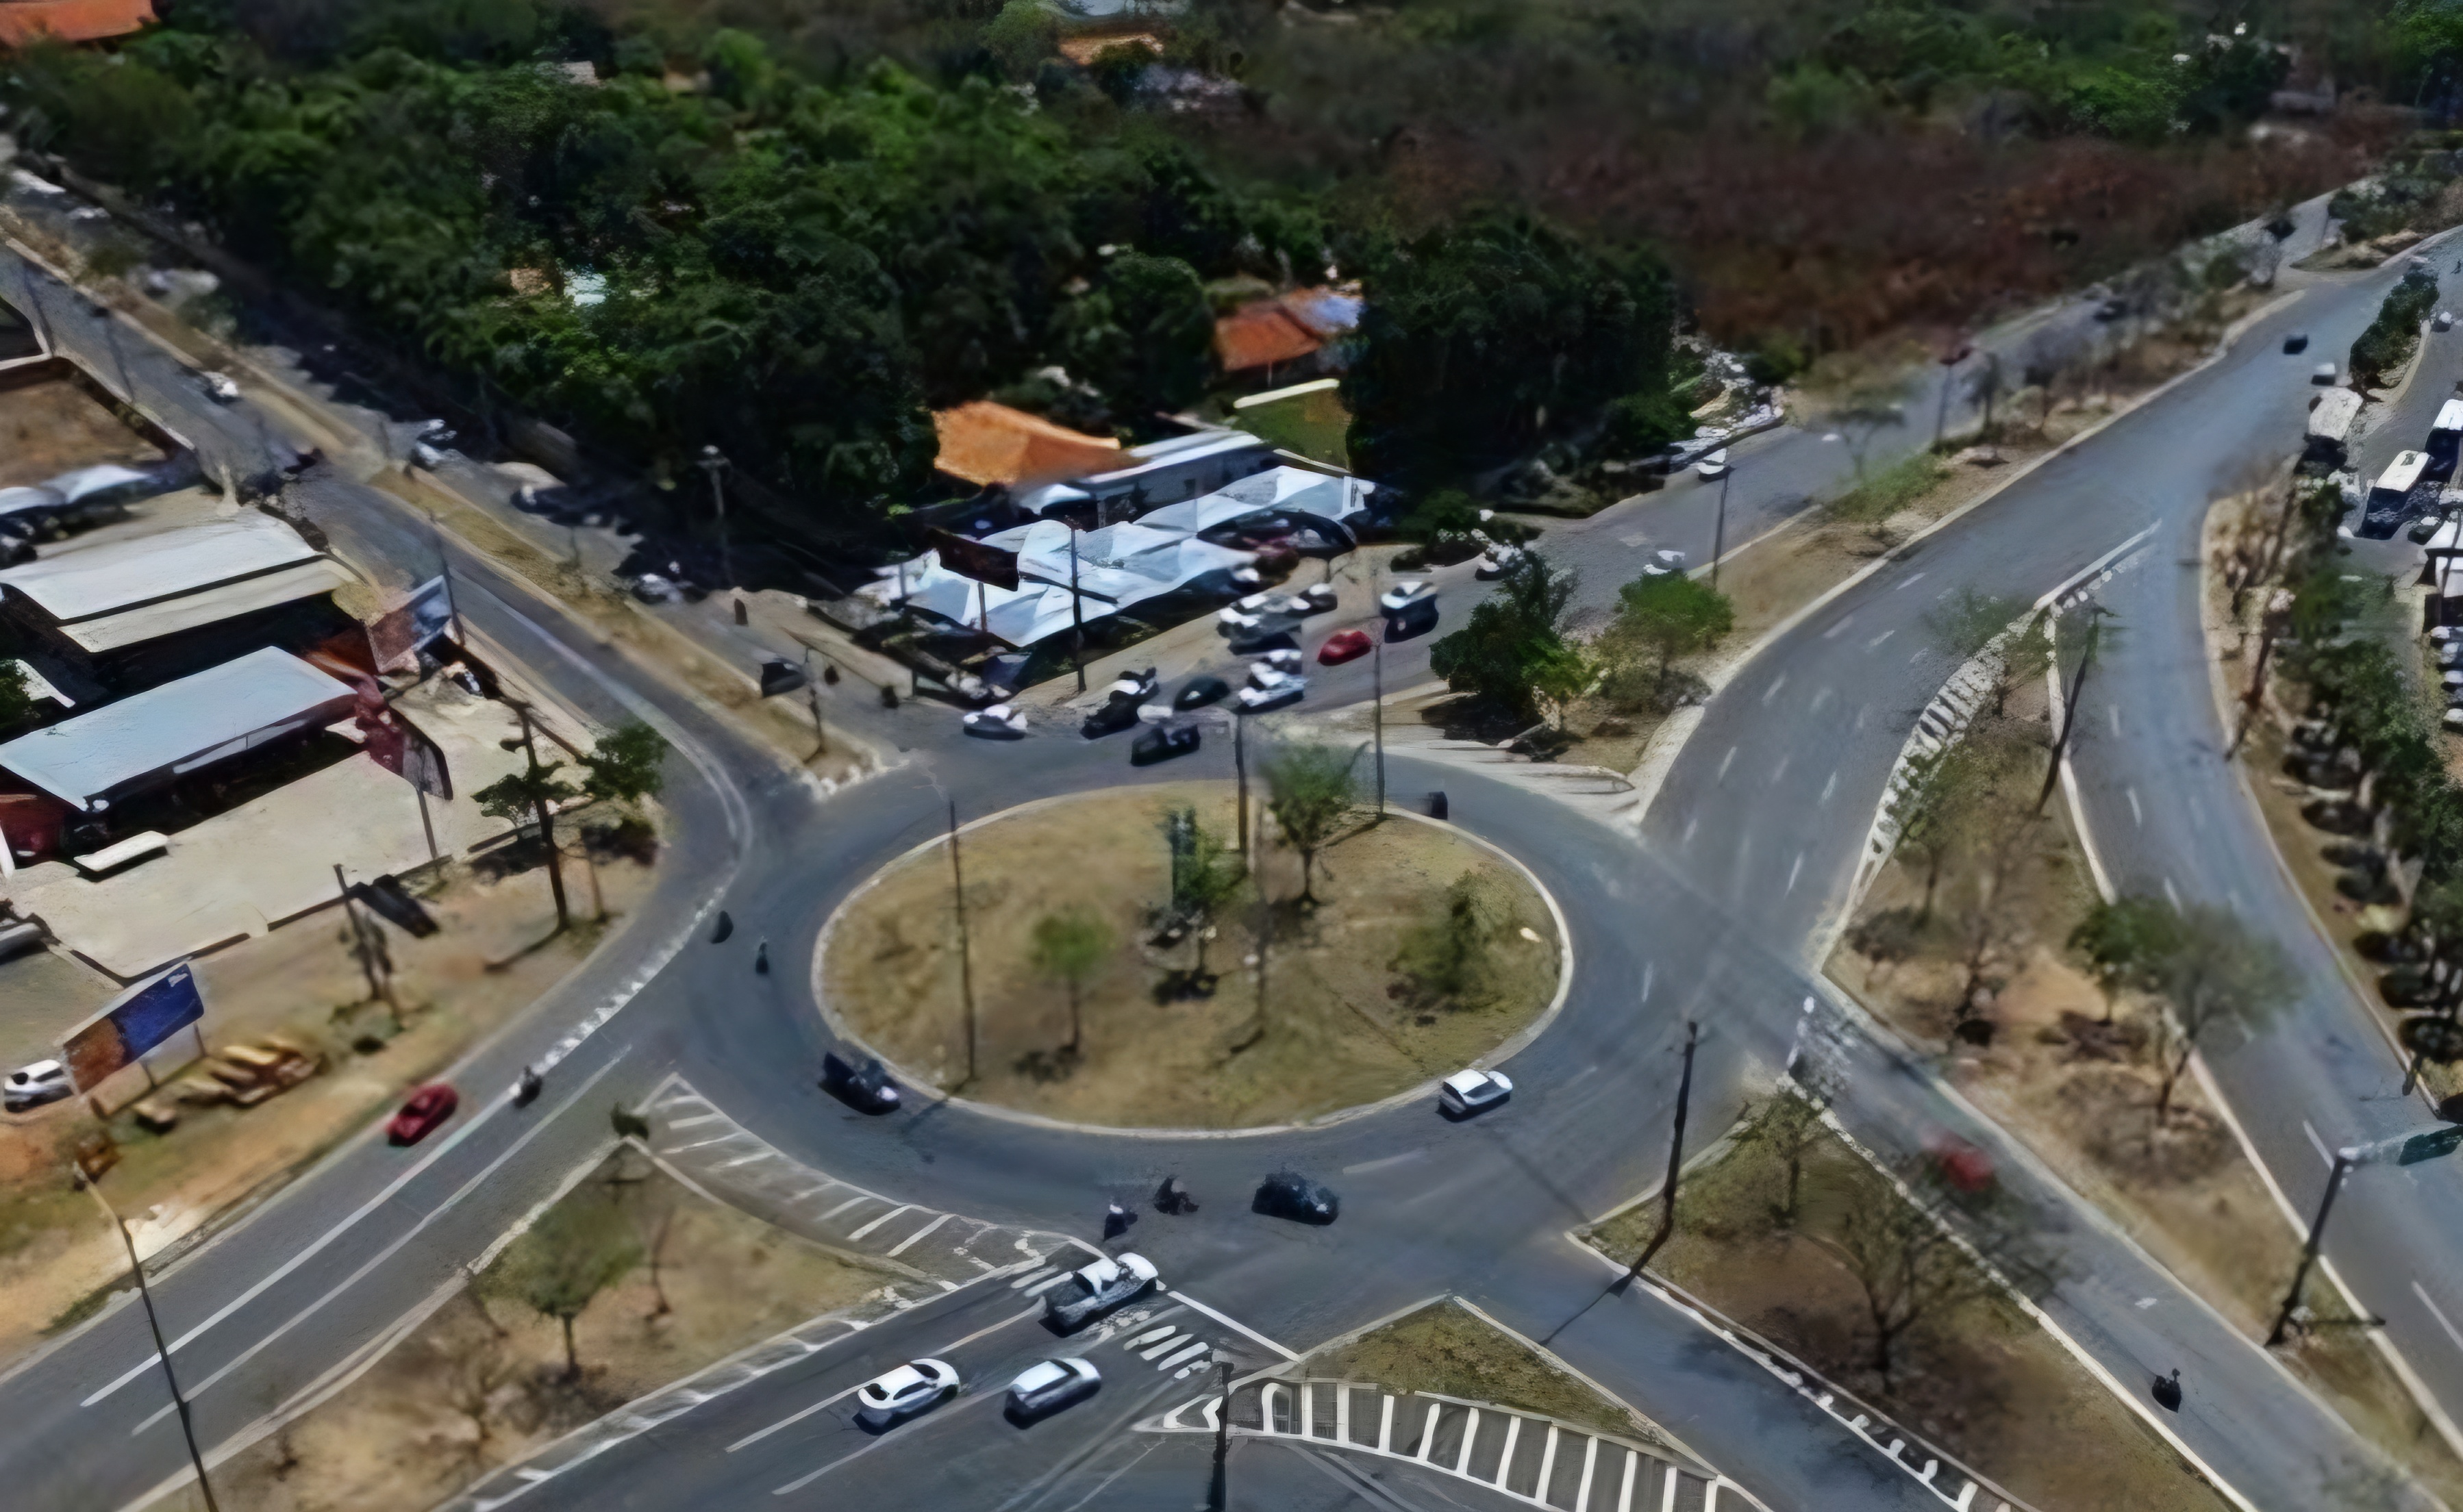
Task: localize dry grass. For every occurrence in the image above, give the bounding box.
[1311,1299,1665,1448]
[165,1147,900,1512]
[0,375,167,486]
[820,781,1558,1128]
[1586,1107,2236,1512]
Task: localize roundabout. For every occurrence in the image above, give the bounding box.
[814,781,1567,1130]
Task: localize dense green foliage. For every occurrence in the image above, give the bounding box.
[2351,273,2442,385]
[1427,552,1586,724]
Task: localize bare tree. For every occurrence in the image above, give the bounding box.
[438,1309,517,1465]
[1801,349,1917,479]
[1821,1183,1992,1390]
[2147,905,2295,1124]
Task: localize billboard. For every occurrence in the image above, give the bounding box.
[361,704,451,798]
[925,529,1020,592]
[60,963,203,1092]
[368,577,456,669]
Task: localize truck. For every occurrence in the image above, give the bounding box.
[2303,387,2362,472]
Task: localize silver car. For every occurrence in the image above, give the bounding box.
[1438,1068,1513,1118]
[3,1059,71,1112]
[1042,1252,1159,1332]
[1006,1358,1101,1421]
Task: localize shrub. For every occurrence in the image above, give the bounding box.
[1825,451,1945,527]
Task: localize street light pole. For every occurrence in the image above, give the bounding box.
[1625,1019,1700,1283]
[2267,1152,2351,1348]
[88,1181,221,1512]
[1710,467,1732,592]
[1205,1357,1234,1511]
[2267,1122,2463,1346]
[1371,629,1386,816]
[947,800,977,1089]
[1069,524,1087,695]
[697,445,734,590]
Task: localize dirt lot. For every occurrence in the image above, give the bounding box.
[0,372,167,487]
[1588,1103,2235,1512]
[821,780,1559,1128]
[171,1145,900,1512]
[0,827,658,1368]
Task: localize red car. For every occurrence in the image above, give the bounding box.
[388,1083,460,1146]
[1318,629,1373,666]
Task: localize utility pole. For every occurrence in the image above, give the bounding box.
[1710,466,1733,591]
[2268,1123,2463,1346]
[1205,1357,1233,1511]
[947,800,978,1089]
[88,1181,221,1512]
[1068,523,1087,695]
[1234,709,1250,855]
[2268,1150,2351,1348]
[2037,605,2110,814]
[1625,1020,1700,1282]
[1371,629,1386,816]
[334,864,401,1031]
[802,648,827,758]
[697,445,734,590]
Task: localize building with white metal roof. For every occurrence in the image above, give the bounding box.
[0,646,357,814]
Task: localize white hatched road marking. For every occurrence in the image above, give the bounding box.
[884,1213,954,1257]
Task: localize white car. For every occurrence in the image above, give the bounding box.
[961,703,1029,740]
[1043,1252,1160,1331]
[2440,311,2457,332]
[1007,1358,1101,1421]
[1255,648,1303,675]
[630,573,679,604]
[1379,581,1436,616]
[1216,607,1264,634]
[1438,1068,1513,1118]
[199,371,240,404]
[3,1059,71,1112]
[1474,546,1525,580]
[1237,670,1306,712]
[2312,362,2339,385]
[1695,449,1731,479]
[1298,583,1339,613]
[855,1359,960,1426]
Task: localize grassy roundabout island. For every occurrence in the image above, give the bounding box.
[818,778,1564,1129]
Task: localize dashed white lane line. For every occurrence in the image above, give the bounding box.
[1342,1149,1427,1176]
[665,1113,727,1129]
[1866,629,1895,651]
[727,1384,864,1453]
[1760,674,1787,705]
[2414,1282,2463,1356]
[848,1205,916,1241]
[1895,572,1926,591]
[818,1195,874,1222]
[2163,877,2182,911]
[1166,1290,1299,1361]
[885,1213,955,1257]
[1819,770,1837,805]
[2110,703,2123,738]
[2304,1120,2334,1168]
[88,1050,625,1409]
[2127,787,2143,827]
[715,1150,774,1170]
[1822,615,1854,639]
[1769,753,1790,785]
[1716,746,1737,783]
[1786,853,1804,895]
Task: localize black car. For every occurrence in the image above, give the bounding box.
[1253,1170,1339,1225]
[1174,676,1230,711]
[821,1052,901,1114]
[1132,723,1202,765]
[1081,699,1141,739]
[2284,332,2310,354]
[1226,625,1299,656]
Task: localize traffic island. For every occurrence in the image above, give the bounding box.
[816,780,1562,1129]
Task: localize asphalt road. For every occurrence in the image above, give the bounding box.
[0,177,2437,1512]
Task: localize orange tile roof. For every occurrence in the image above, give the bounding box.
[0,0,155,47]
[1214,302,1325,373]
[932,401,1122,489]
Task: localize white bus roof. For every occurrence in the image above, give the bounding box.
[2438,399,2463,434]
[2377,451,2431,496]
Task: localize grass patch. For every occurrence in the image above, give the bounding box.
[1585,1100,2236,1512]
[1226,385,1350,468]
[1825,451,1947,527]
[1312,1299,1655,1445]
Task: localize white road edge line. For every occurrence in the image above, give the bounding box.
[1166,1290,1299,1361]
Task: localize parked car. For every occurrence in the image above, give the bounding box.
[2440,310,2457,333]
[1236,672,1306,713]
[1174,676,1230,711]
[199,371,241,404]
[387,1083,459,1146]
[1132,724,1202,766]
[1475,546,1527,579]
[1255,647,1303,675]
[3,1058,71,1112]
[1695,449,1731,480]
[1438,1068,1514,1118]
[1379,581,1439,635]
[2414,512,2451,544]
[961,703,1029,740]
[1082,699,1142,739]
[1105,668,1160,705]
[1227,625,1299,656]
[855,1359,960,1428]
[821,1052,901,1114]
[1007,1358,1102,1422]
[1253,1170,1340,1225]
[2283,332,2310,354]
[631,572,679,604]
[2312,362,2339,385]
[1318,629,1373,666]
[1042,1252,1160,1331]
[1298,583,1340,613]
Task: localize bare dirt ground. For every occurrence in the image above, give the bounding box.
[821,780,1559,1128]
[170,1146,900,1512]
[0,373,166,486]
[0,830,658,1368]
[1588,1105,2235,1512]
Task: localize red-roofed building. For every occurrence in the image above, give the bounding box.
[0,0,154,47]
[1214,285,1364,381]
[931,401,1123,490]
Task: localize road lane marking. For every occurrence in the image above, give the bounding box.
[884,1213,955,1257]
[1894,572,1925,591]
[1130,1325,1177,1347]
[2109,704,2122,738]
[1343,1149,1427,1176]
[1025,1272,1075,1296]
[716,1150,773,1170]
[1138,1333,1187,1361]
[1786,853,1804,894]
[1761,674,1787,705]
[1641,962,1655,1004]
[1865,630,1895,650]
[1822,615,1853,639]
[1680,816,1698,849]
[664,1113,726,1129]
[2127,788,2142,827]
[84,1049,616,1408]
[848,1205,916,1241]
[2304,1120,2334,1168]
[2163,877,2181,910]
[1160,1340,1209,1370]
[1716,746,1736,783]
[1820,770,1838,805]
[818,1196,873,1222]
[1769,753,1790,785]
[1009,1266,1058,1289]
[2414,1282,2463,1356]
[1167,1290,1299,1360]
[728,1384,863,1452]
[658,1135,734,1155]
[128,1053,631,1427]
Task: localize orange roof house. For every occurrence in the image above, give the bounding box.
[931,401,1121,490]
[1214,302,1325,374]
[0,0,154,47]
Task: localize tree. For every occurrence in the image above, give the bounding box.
[1800,349,1916,480]
[2146,905,2294,1124]
[490,1193,641,1381]
[1262,745,1361,905]
[1427,551,1579,724]
[1940,736,2045,1020]
[0,659,36,735]
[1392,874,1510,1011]
[473,733,580,931]
[980,0,1057,81]
[1029,907,1113,1055]
[1161,809,1246,979]
[581,720,668,806]
[1606,573,1734,709]
[1062,253,1214,423]
[2066,896,2177,1024]
[1823,1181,1993,1390]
